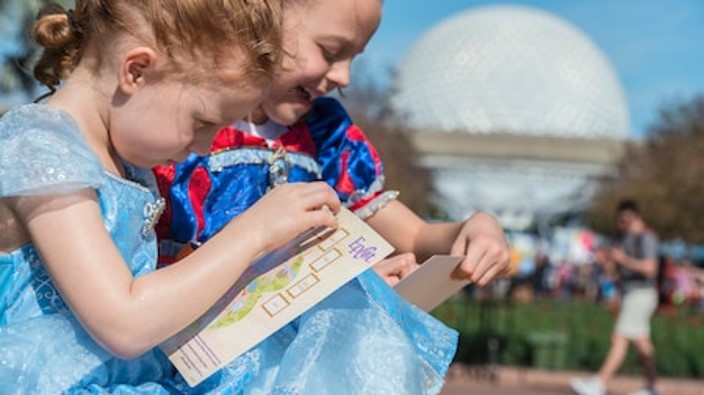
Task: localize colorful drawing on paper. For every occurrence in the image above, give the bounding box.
[211,254,305,328]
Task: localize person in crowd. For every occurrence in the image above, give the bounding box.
[571,199,660,395]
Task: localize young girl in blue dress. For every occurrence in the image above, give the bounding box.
[0,1,347,393]
[155,0,512,393]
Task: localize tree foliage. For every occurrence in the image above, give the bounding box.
[585,95,704,243]
[0,0,72,98]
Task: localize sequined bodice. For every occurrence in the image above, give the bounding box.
[0,169,162,324]
[0,103,163,324]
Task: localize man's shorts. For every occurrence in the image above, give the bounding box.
[615,287,658,339]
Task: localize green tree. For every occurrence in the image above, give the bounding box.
[585,95,704,243]
[0,0,71,101]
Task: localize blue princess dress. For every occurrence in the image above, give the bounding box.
[154,98,459,394]
[0,104,225,394]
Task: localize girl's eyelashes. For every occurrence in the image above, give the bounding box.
[196,117,220,127]
[320,45,339,63]
[195,121,212,129]
[319,42,361,66]
[195,119,221,132]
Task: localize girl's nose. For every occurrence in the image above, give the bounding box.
[327,60,351,89]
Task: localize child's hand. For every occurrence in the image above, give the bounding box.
[450,212,511,286]
[372,253,419,286]
[235,182,342,252]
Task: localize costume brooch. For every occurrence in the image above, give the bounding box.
[142,197,166,236]
[268,145,289,189]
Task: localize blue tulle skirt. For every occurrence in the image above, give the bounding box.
[0,271,457,394]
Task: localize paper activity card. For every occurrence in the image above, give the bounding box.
[161,207,394,387]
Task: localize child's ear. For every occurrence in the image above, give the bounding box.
[118,47,158,95]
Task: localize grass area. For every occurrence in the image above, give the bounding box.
[432,298,704,378]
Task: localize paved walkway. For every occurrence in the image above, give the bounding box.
[439,364,704,395]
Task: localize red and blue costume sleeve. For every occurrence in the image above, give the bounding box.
[306,97,398,219]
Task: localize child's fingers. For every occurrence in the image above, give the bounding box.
[451,238,511,284]
[470,245,512,285]
[280,182,341,213]
[306,205,339,230]
[450,237,469,266]
[372,253,418,286]
[475,264,505,286]
[463,249,488,282]
[308,183,342,214]
[390,253,419,278]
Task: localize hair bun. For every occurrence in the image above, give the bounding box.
[33,11,76,50]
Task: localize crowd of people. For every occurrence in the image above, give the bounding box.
[503,243,704,311]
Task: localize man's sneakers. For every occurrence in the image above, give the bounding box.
[627,388,661,395]
[571,376,661,395]
[570,376,605,395]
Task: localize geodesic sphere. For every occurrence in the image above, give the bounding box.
[391,5,629,139]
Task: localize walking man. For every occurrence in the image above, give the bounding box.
[571,199,660,395]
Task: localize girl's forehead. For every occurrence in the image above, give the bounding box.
[288,0,381,18]
[290,0,381,31]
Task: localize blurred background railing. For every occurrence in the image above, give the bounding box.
[433,283,703,379]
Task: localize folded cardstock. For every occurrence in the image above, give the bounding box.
[394,255,469,312]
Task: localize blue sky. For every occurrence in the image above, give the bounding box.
[3,1,703,138]
[357,0,704,138]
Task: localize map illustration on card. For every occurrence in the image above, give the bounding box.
[161,207,394,387]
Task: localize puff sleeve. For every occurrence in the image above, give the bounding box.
[0,104,103,197]
[306,98,398,219]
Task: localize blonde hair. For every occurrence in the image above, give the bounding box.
[32,0,283,91]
